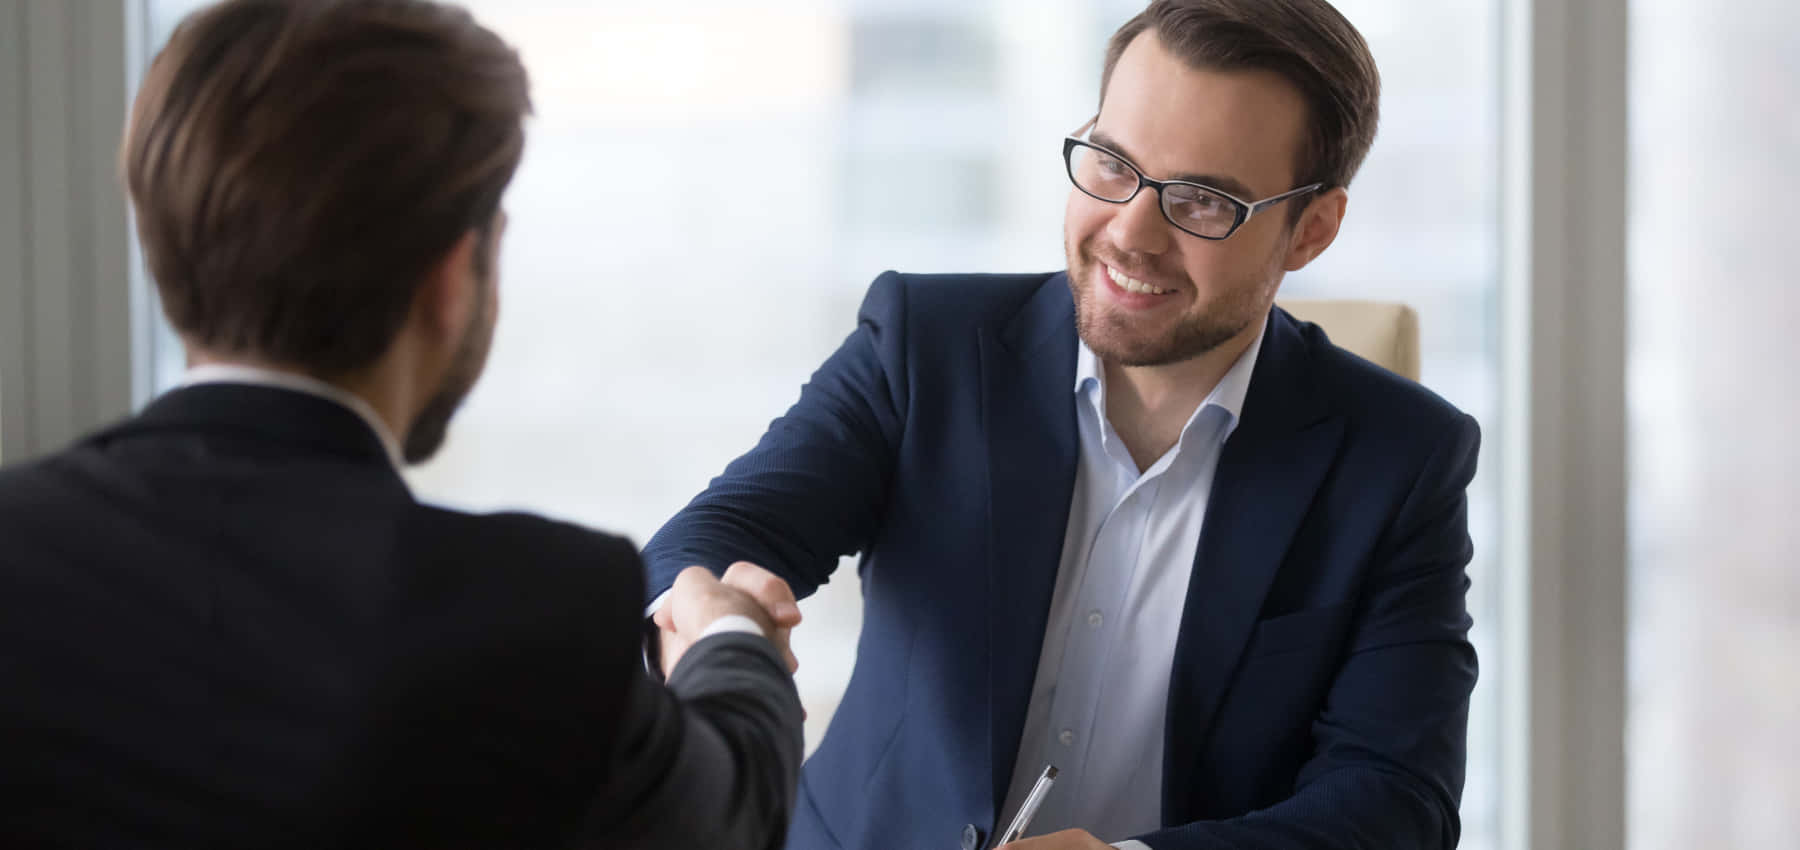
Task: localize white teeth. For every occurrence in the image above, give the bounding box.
[1106,266,1171,295]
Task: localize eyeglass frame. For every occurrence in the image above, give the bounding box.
[1062,117,1324,241]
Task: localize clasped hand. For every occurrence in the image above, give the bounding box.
[654,561,803,678]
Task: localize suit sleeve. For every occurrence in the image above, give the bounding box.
[1133,414,1482,850]
[639,271,911,602]
[577,632,805,850]
[328,518,799,849]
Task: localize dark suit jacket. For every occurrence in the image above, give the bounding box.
[0,384,804,849]
[643,271,1481,850]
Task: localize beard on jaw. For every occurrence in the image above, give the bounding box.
[402,278,496,465]
[1066,234,1263,368]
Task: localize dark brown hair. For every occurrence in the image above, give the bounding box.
[123,0,531,375]
[1101,0,1380,193]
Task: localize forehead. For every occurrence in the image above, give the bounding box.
[1097,30,1309,196]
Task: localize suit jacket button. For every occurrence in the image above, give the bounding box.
[961,823,982,850]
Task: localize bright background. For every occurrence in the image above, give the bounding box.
[1626,0,1799,847]
[0,0,1772,847]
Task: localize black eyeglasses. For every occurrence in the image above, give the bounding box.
[1062,118,1322,241]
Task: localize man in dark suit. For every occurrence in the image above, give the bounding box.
[0,1,803,847]
[644,2,1480,849]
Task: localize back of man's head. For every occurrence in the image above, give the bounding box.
[123,0,531,378]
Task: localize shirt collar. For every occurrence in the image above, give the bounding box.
[1073,315,1267,439]
[181,364,406,471]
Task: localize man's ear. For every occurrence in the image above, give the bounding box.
[1283,187,1348,272]
[414,230,482,340]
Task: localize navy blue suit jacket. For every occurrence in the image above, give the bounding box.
[644,271,1481,850]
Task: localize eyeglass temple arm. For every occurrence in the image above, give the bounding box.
[1247,182,1326,215]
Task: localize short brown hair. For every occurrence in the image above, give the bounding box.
[1101,0,1380,192]
[124,0,530,375]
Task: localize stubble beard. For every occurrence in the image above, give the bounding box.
[1066,234,1270,368]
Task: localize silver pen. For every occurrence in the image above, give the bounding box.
[994,764,1059,846]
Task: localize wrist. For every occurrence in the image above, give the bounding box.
[698,613,767,640]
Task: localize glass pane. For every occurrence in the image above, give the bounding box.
[138,3,1503,847]
[1628,1,1800,848]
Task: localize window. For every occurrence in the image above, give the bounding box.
[1627,1,1800,847]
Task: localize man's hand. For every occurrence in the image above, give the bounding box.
[653,563,802,677]
[1000,829,1114,849]
[653,566,779,677]
[719,561,802,672]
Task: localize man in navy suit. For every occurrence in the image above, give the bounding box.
[644,1,1479,848]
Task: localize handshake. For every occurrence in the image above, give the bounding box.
[653,562,804,679]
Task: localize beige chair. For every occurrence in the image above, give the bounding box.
[1276,299,1420,381]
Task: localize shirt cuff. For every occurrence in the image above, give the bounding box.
[650,591,765,640]
[1112,841,1152,850]
[642,591,672,677]
[699,614,766,640]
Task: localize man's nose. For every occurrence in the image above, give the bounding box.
[1105,188,1171,256]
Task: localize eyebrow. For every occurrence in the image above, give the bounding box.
[1088,131,1258,200]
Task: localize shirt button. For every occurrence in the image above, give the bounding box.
[1059,729,1075,746]
[1087,610,1104,628]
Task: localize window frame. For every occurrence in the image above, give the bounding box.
[1497,0,1629,848]
[0,0,144,464]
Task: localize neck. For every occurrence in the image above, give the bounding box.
[186,349,417,449]
[1101,320,1260,471]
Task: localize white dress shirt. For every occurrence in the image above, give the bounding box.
[996,325,1264,848]
[643,595,767,643]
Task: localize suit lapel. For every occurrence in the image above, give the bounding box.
[1161,309,1345,818]
[979,274,1081,815]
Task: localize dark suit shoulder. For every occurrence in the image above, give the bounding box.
[0,453,57,510]
[0,441,192,551]
[0,436,120,498]
[860,269,1060,335]
[398,506,645,605]
[405,506,640,566]
[1289,316,1474,438]
[0,457,72,567]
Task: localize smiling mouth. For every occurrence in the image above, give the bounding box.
[1106,265,1174,295]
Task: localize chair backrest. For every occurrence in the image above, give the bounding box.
[1276,299,1421,381]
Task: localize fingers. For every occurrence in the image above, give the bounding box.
[671,564,721,598]
[661,566,725,669]
[766,626,799,673]
[664,563,802,674]
[721,561,802,627]
[658,629,689,679]
[720,562,802,672]
[999,829,1109,849]
[661,567,737,677]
